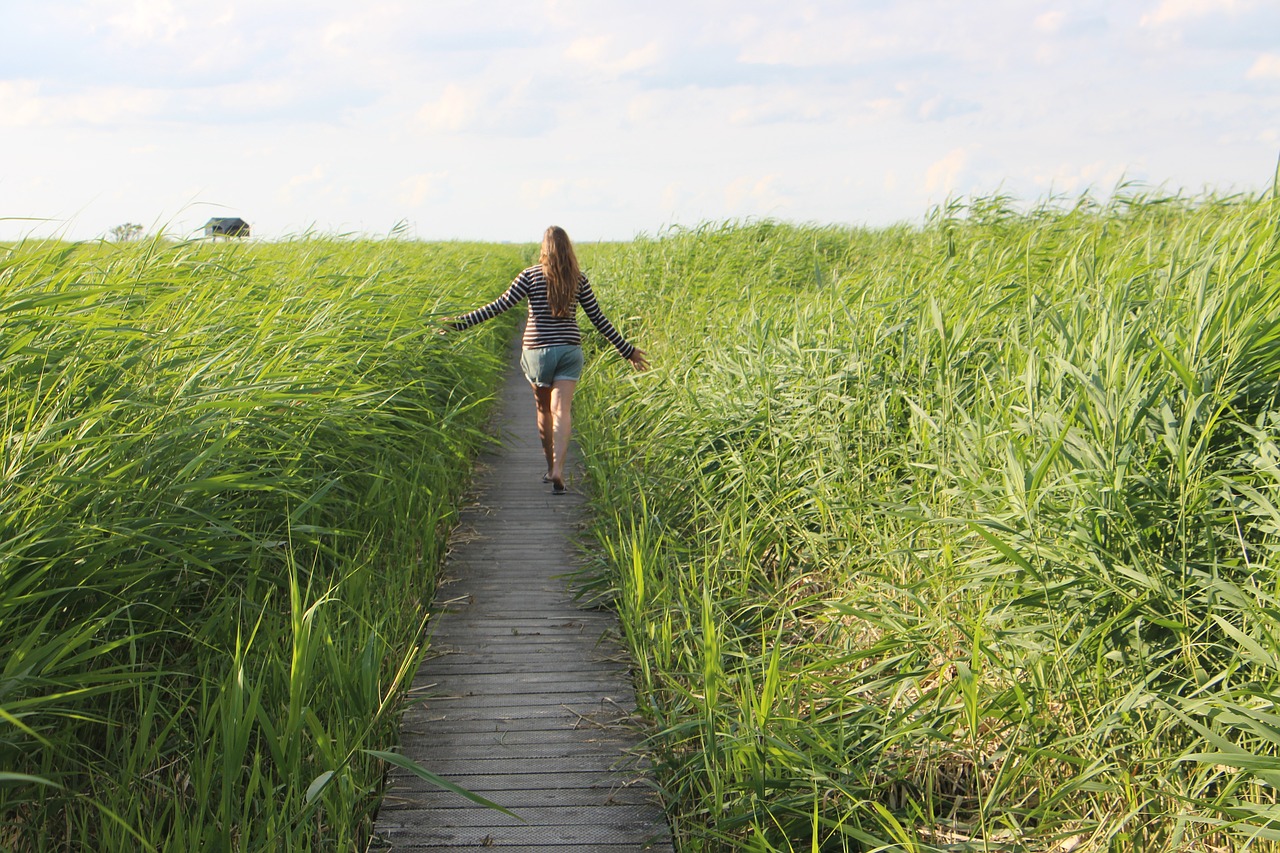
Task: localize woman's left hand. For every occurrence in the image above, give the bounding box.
[628,348,650,371]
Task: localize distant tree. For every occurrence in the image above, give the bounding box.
[110,223,144,242]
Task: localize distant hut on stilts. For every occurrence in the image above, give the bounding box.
[203,217,250,240]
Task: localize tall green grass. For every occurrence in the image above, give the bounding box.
[574,192,1280,850]
[0,236,524,849]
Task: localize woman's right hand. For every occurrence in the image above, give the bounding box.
[628,348,650,371]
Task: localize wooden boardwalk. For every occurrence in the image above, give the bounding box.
[372,348,674,852]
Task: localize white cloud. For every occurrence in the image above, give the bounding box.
[415,79,551,137]
[278,165,327,205]
[1140,0,1254,26]
[321,20,361,57]
[3,1,1279,242]
[865,97,900,121]
[729,92,831,127]
[625,92,664,125]
[1031,161,1129,195]
[0,81,45,128]
[924,149,968,196]
[565,35,662,75]
[1247,53,1280,79]
[521,179,565,207]
[917,95,978,122]
[104,0,186,43]
[1215,126,1280,145]
[1034,11,1067,34]
[864,82,978,125]
[659,182,685,212]
[417,85,479,133]
[734,11,894,67]
[400,173,448,207]
[191,81,298,114]
[0,81,169,127]
[1031,9,1109,62]
[725,174,787,214]
[513,177,619,220]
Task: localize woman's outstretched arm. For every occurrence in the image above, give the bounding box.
[577,277,638,360]
[449,274,531,331]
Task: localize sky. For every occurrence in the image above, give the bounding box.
[2,0,1279,243]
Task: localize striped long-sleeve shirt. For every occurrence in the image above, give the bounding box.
[451,265,636,360]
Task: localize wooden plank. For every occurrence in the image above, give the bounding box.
[372,343,672,852]
[381,783,657,810]
[395,714,643,737]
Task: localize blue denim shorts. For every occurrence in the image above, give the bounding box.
[520,345,584,387]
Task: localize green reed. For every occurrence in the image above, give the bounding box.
[0,235,524,850]
[573,192,1280,851]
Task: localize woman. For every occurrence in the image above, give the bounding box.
[448,226,649,494]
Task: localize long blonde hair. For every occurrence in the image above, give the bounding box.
[540,225,580,318]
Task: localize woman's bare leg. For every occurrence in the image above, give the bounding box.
[549,379,577,487]
[532,384,554,477]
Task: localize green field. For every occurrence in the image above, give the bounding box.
[4,188,1280,851]
[575,191,1280,850]
[0,237,526,849]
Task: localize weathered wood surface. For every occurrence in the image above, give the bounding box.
[372,348,673,851]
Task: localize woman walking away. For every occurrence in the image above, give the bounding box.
[448,226,649,494]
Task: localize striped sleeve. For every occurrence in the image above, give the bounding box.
[450,273,530,330]
[578,277,635,360]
